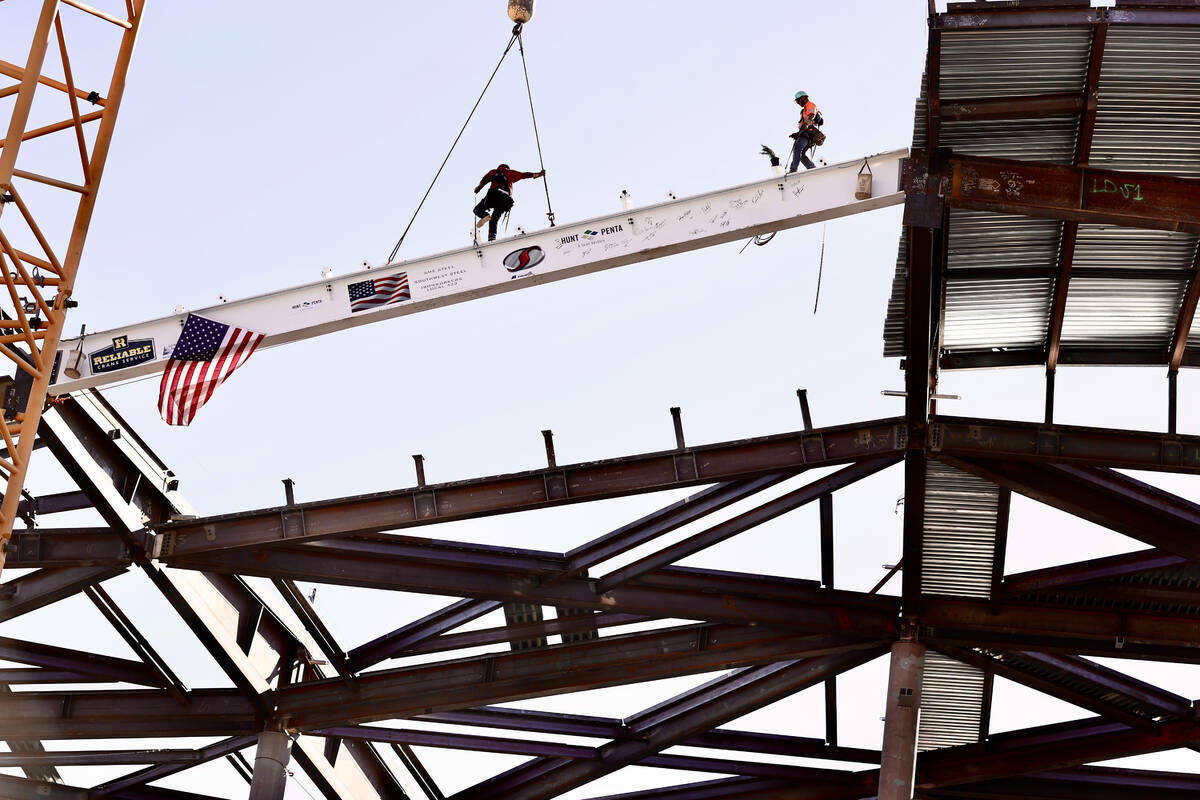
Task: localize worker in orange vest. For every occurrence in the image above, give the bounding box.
[788,91,824,172]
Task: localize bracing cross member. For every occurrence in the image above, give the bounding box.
[473,163,546,241]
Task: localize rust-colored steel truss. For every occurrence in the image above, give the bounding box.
[3,2,1200,799]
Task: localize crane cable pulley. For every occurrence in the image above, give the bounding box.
[387,23,554,264]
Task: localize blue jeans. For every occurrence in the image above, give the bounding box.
[789,134,815,171]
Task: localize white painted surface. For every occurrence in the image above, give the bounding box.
[50,149,906,393]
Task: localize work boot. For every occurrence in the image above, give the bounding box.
[476,214,491,229]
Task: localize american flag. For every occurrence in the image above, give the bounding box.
[158,314,265,426]
[348,272,409,313]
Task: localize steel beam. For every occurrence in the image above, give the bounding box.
[319,724,853,780]
[454,647,886,799]
[271,578,355,686]
[941,457,1200,560]
[90,736,257,796]
[582,774,875,800]
[1043,12,1097,404]
[1168,243,1200,373]
[934,6,1200,29]
[107,789,226,800]
[413,706,880,764]
[154,417,907,558]
[596,457,899,591]
[922,155,1200,234]
[930,416,1200,473]
[392,744,444,800]
[2,527,128,567]
[38,392,403,799]
[248,731,291,800]
[0,633,885,741]
[0,749,207,767]
[989,489,1010,604]
[879,642,925,800]
[1045,221,1077,384]
[820,490,836,746]
[902,216,941,621]
[0,776,86,800]
[0,684,62,784]
[0,776,228,800]
[1075,19,1108,167]
[277,628,888,731]
[349,473,795,671]
[1004,548,1188,595]
[940,346,1176,370]
[164,539,900,635]
[85,584,189,703]
[926,766,1200,800]
[0,635,164,687]
[1016,652,1191,719]
[346,597,500,671]
[936,647,1176,731]
[0,564,125,621]
[917,717,1200,789]
[921,596,1200,659]
[937,93,1085,122]
[0,667,110,683]
[0,688,256,739]
[565,474,791,573]
[384,611,650,658]
[15,490,92,518]
[50,150,907,395]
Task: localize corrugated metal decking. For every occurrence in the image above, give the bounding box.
[883,16,1200,369]
[917,651,985,752]
[915,461,998,752]
[921,461,998,599]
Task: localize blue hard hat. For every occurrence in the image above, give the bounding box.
[795,90,808,100]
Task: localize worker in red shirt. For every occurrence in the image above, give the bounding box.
[473,163,546,242]
[788,91,824,172]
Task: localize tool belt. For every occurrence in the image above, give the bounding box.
[809,128,827,146]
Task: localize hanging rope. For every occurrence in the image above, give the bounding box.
[387,32,519,264]
[515,24,555,226]
[813,222,827,314]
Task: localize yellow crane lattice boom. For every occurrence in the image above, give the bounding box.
[0,0,145,574]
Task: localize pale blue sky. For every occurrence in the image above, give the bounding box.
[3,1,1199,797]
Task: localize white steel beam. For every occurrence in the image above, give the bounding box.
[50,149,906,393]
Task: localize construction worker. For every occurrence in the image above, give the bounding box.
[788,91,824,172]
[473,163,546,242]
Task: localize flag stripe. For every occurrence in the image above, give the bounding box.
[196,328,242,412]
[183,356,213,424]
[173,360,201,426]
[196,330,261,421]
[162,358,187,425]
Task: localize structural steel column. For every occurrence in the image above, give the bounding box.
[878,641,925,800]
[248,731,292,800]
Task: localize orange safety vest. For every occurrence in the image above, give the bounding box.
[799,99,819,129]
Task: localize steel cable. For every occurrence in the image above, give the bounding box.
[386,33,519,264]
[515,26,555,226]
